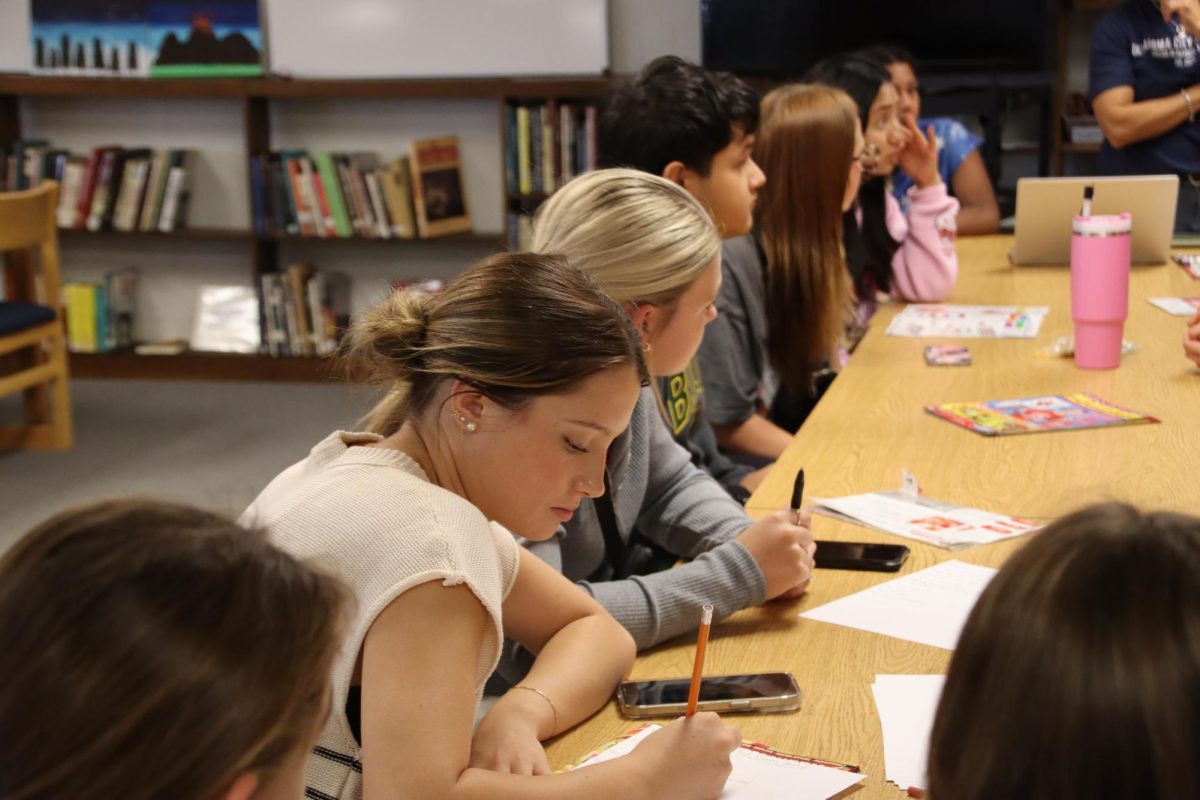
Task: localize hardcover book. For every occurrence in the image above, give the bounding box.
[409,136,472,238]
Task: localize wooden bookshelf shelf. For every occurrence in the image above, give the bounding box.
[1061,142,1101,154]
[0,74,251,98]
[268,231,503,246]
[58,226,253,242]
[5,73,613,380]
[70,351,341,383]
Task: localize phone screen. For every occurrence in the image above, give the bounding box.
[814,541,909,568]
[622,673,797,706]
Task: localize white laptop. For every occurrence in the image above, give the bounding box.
[1010,175,1179,265]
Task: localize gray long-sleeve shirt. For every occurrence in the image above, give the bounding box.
[495,387,765,684]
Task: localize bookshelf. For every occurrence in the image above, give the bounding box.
[0,74,610,382]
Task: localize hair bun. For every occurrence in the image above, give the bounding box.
[344,288,433,383]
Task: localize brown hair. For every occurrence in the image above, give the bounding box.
[755,83,857,393]
[348,251,649,436]
[0,500,349,800]
[929,502,1200,800]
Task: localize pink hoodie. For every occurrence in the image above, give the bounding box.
[882,182,960,302]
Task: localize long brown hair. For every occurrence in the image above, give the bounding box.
[0,500,349,800]
[756,83,857,393]
[929,502,1200,800]
[348,251,649,436]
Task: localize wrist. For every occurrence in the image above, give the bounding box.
[1184,87,1197,124]
[914,173,943,190]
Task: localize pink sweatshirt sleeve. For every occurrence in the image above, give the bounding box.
[886,183,960,302]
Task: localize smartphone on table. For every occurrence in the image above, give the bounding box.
[814,541,909,572]
[616,672,801,717]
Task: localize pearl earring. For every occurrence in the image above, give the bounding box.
[453,410,477,432]
[465,421,478,432]
[643,340,653,354]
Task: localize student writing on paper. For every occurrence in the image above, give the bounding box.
[242,254,740,800]
[928,502,1200,800]
[861,45,1001,236]
[697,83,864,457]
[599,55,772,497]
[491,170,814,685]
[0,500,349,800]
[806,54,960,316]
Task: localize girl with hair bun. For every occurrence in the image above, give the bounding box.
[243,252,741,800]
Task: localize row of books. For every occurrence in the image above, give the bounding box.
[504,101,599,197]
[258,264,351,357]
[251,151,415,240]
[250,135,474,240]
[62,270,139,353]
[506,212,534,251]
[1,140,192,233]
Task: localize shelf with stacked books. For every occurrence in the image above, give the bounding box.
[2,75,613,381]
[499,86,608,249]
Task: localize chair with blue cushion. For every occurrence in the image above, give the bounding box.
[0,181,72,449]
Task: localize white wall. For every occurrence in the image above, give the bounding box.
[12,1,1104,340]
[609,0,701,72]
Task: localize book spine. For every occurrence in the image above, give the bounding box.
[585,105,598,171]
[363,171,391,239]
[542,100,556,194]
[93,283,110,353]
[300,157,332,238]
[86,150,118,232]
[138,151,170,232]
[57,160,84,228]
[530,106,543,195]
[516,105,531,195]
[249,155,267,235]
[559,103,573,184]
[314,153,353,238]
[285,155,315,236]
[157,166,186,232]
[505,104,518,195]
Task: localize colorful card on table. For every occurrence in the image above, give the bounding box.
[1148,297,1200,316]
[924,344,971,366]
[1172,253,1200,279]
[812,491,1042,549]
[886,304,1049,339]
[568,724,866,799]
[925,393,1160,437]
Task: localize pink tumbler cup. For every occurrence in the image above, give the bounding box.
[1070,212,1131,369]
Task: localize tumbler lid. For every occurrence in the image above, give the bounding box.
[1073,212,1132,236]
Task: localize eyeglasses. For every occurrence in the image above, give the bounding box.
[852,142,881,169]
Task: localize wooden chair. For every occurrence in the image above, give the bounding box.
[0,181,72,449]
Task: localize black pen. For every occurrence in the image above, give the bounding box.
[790,468,805,512]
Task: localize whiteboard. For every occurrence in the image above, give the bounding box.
[265,0,608,78]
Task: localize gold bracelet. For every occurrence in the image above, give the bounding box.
[1183,88,1196,124]
[513,684,558,736]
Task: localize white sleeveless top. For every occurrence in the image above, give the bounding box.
[241,431,520,800]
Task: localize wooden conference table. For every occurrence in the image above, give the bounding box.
[544,236,1200,795]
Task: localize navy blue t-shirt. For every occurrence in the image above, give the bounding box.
[1089,0,1200,175]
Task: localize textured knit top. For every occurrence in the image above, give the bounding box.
[241,431,520,800]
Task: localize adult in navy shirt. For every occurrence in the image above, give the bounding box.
[1090,0,1200,232]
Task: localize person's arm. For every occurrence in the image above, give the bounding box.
[890,119,960,303]
[950,149,1000,235]
[1093,84,1200,149]
[471,549,634,772]
[360,580,738,800]
[1185,310,1200,366]
[711,415,794,460]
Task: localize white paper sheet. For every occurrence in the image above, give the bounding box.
[872,675,946,792]
[1148,297,1200,316]
[800,560,998,650]
[813,492,1042,549]
[573,724,866,799]
[885,304,1049,338]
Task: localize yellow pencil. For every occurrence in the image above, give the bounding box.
[685,603,714,717]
